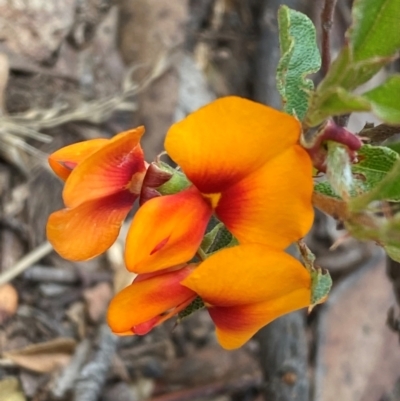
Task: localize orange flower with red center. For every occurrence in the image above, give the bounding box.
[124,97,314,273]
[108,244,312,349]
[106,96,315,349]
[47,127,147,260]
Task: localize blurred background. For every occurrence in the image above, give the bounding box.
[0,1,399,400]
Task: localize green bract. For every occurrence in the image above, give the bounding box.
[311,269,332,307]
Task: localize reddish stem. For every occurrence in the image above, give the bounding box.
[321,0,338,76]
[304,120,363,173]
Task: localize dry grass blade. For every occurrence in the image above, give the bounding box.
[0,241,53,286]
[0,47,179,170]
[0,51,171,133]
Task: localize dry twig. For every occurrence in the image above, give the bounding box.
[73,325,118,401]
[24,265,111,285]
[51,339,92,399]
[148,376,261,401]
[0,241,53,285]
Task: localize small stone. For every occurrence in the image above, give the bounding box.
[83,282,113,323]
[282,371,297,385]
[0,284,18,324]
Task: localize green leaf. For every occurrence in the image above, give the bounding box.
[363,75,400,124]
[311,268,332,306]
[320,88,371,115]
[304,0,400,127]
[200,223,237,257]
[207,225,236,254]
[157,164,190,195]
[304,58,386,126]
[349,0,400,62]
[346,213,400,256]
[317,48,390,94]
[352,144,399,193]
[385,245,400,263]
[296,240,332,307]
[307,86,370,125]
[315,145,399,200]
[387,142,400,154]
[200,223,223,254]
[277,6,321,120]
[314,181,340,198]
[306,76,400,127]
[351,156,400,210]
[178,296,205,320]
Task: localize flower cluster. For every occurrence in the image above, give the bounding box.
[47,96,314,349]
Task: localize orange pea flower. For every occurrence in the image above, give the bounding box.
[47,127,147,261]
[108,97,315,348]
[108,244,312,349]
[108,266,197,336]
[124,96,314,273]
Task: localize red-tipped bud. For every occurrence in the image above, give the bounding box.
[139,161,191,205]
[139,162,173,205]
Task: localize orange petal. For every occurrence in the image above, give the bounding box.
[47,190,135,261]
[165,96,301,193]
[63,127,146,208]
[125,186,213,273]
[208,291,310,349]
[107,267,196,334]
[49,138,109,181]
[216,145,314,249]
[182,244,311,307]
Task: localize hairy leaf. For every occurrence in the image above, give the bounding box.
[314,182,340,198]
[277,6,320,120]
[352,145,399,193]
[178,296,205,320]
[311,268,332,307]
[315,145,399,201]
[351,157,400,210]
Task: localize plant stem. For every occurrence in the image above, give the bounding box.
[321,0,337,76]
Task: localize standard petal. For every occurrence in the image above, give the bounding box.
[208,290,310,349]
[165,96,301,193]
[125,186,213,273]
[107,267,196,334]
[47,190,136,261]
[63,127,146,208]
[215,145,314,249]
[48,138,108,181]
[182,244,311,307]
